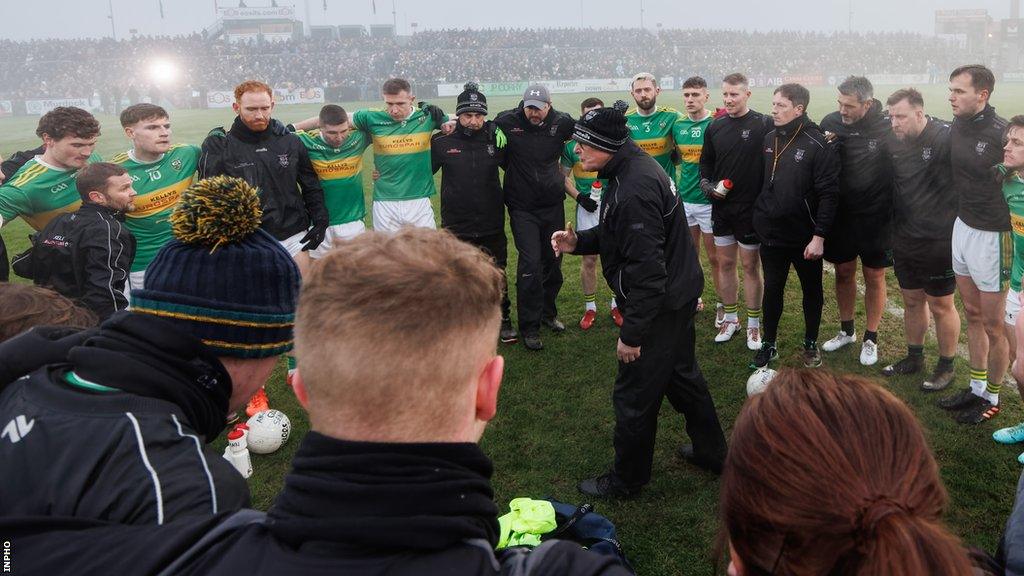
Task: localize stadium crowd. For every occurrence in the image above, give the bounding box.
[0,28,964,107]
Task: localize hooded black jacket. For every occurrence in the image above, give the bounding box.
[819,99,893,217]
[13,202,135,321]
[951,104,1010,232]
[199,117,328,241]
[0,313,249,525]
[753,116,840,248]
[431,121,507,237]
[0,433,631,576]
[575,140,704,347]
[494,103,575,211]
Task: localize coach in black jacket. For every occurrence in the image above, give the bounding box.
[751,84,839,369]
[553,102,727,498]
[431,83,515,341]
[199,81,328,265]
[13,162,135,321]
[495,85,576,350]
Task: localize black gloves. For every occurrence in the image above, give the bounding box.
[576,193,599,213]
[699,178,718,201]
[418,101,447,127]
[300,218,329,251]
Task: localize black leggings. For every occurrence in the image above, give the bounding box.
[760,244,824,344]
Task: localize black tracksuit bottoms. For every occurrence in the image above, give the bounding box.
[457,231,512,321]
[613,300,727,488]
[509,205,564,336]
[760,244,824,344]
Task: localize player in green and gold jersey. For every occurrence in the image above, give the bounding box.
[625,72,679,180]
[560,97,620,330]
[0,107,101,232]
[351,78,448,232]
[110,104,198,290]
[672,76,727,330]
[294,104,371,257]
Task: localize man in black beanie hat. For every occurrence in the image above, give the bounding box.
[431,83,517,344]
[553,101,728,498]
[0,175,301,524]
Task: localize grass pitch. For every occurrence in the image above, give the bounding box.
[3,84,1024,574]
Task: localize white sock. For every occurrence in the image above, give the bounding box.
[970,379,986,397]
[724,312,738,323]
[982,390,1000,405]
[747,317,760,329]
[610,297,618,309]
[585,301,597,312]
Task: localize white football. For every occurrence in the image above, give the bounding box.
[746,367,777,397]
[245,409,291,454]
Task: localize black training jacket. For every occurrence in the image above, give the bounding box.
[951,104,1010,232]
[431,122,507,238]
[0,313,249,525]
[753,117,840,248]
[819,99,893,217]
[1,145,43,181]
[0,434,632,576]
[699,109,772,206]
[576,140,704,347]
[13,202,134,321]
[890,117,956,240]
[199,117,328,240]
[494,103,575,211]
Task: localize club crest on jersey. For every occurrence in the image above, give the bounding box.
[171,159,183,171]
[794,149,805,162]
[659,121,667,128]
[867,139,877,152]
[741,129,751,140]
[976,141,988,155]
[922,147,932,161]
[278,154,290,167]
[487,144,496,156]
[549,125,558,136]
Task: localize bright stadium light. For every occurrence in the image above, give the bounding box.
[148,59,179,85]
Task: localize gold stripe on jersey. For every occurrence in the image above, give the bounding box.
[23,200,82,231]
[11,163,48,188]
[311,156,363,180]
[572,163,598,180]
[128,177,194,219]
[677,144,702,164]
[110,152,130,164]
[1013,213,1024,237]
[633,138,672,157]
[372,132,432,156]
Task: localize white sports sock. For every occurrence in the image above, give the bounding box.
[982,390,1000,405]
[724,312,738,323]
[970,379,986,396]
[610,297,618,309]
[747,317,760,329]
[585,301,597,312]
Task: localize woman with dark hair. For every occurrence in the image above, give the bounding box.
[0,283,96,343]
[721,369,984,575]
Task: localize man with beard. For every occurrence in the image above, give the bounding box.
[819,76,894,367]
[494,84,576,351]
[625,72,679,180]
[14,163,136,321]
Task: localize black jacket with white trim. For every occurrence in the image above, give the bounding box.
[0,313,249,525]
[15,202,135,321]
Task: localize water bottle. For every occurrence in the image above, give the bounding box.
[714,179,733,197]
[223,425,253,479]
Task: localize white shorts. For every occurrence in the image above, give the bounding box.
[279,230,307,258]
[683,202,713,234]
[576,198,601,232]
[372,198,436,232]
[951,217,1010,293]
[309,220,367,259]
[1007,289,1021,326]
[713,234,760,250]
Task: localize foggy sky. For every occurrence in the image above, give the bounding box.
[0,0,1014,41]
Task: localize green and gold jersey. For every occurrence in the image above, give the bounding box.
[352,108,441,202]
[1002,166,1024,291]
[673,111,714,204]
[560,141,606,198]
[626,106,679,180]
[296,129,370,226]
[0,153,102,231]
[110,145,199,272]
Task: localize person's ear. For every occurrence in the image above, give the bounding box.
[474,355,504,422]
[87,190,106,205]
[291,368,310,409]
[232,101,241,114]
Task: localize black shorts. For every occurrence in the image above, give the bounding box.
[711,202,759,246]
[893,235,956,297]
[824,212,893,268]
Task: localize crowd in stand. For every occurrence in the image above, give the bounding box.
[0,28,965,106]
